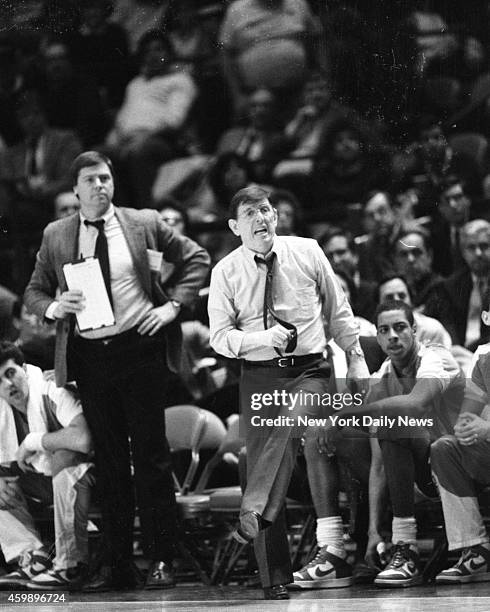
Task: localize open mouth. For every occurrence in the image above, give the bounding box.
[254,228,268,236]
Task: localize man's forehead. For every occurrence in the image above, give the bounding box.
[377,310,409,325]
[238,199,272,212]
[464,230,490,245]
[326,235,348,251]
[78,163,111,179]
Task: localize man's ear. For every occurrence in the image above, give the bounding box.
[482,310,490,326]
[73,187,79,200]
[412,323,417,336]
[228,219,239,236]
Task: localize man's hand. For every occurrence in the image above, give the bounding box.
[0,477,21,510]
[455,412,490,446]
[53,290,86,319]
[16,442,37,473]
[137,303,178,336]
[309,421,338,456]
[264,324,295,350]
[365,534,387,571]
[346,356,370,397]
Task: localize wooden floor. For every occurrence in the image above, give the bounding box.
[2,583,490,611]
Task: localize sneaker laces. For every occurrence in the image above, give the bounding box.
[18,550,33,569]
[455,548,473,569]
[388,544,409,569]
[304,547,330,568]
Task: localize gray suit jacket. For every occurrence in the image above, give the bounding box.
[24,206,211,386]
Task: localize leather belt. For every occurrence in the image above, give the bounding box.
[77,326,141,347]
[243,353,323,369]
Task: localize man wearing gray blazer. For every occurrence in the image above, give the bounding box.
[24,151,210,591]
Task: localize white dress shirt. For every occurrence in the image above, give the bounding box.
[208,236,359,361]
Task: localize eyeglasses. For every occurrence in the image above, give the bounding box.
[238,205,275,220]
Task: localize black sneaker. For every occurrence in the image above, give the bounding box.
[0,549,52,589]
[27,564,87,591]
[436,545,490,584]
[289,546,353,589]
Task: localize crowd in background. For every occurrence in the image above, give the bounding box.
[1,0,489,376]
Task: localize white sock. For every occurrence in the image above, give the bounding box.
[392,516,417,549]
[316,516,345,557]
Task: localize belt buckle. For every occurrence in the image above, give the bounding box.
[278,357,293,368]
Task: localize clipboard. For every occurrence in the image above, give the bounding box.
[63,257,116,332]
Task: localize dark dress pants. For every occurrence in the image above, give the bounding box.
[69,328,178,566]
[239,359,330,587]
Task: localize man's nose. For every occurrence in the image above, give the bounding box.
[388,327,399,340]
[407,252,416,263]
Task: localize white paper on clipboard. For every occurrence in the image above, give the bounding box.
[63,257,115,331]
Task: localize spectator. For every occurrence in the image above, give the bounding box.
[431,175,472,276]
[319,227,377,321]
[33,38,106,146]
[393,229,442,306]
[208,152,253,213]
[53,191,80,220]
[269,188,304,237]
[311,118,389,218]
[110,0,169,54]
[356,190,411,284]
[393,117,482,216]
[424,219,490,351]
[217,88,287,184]
[219,0,324,115]
[377,275,452,349]
[0,88,82,290]
[106,30,198,208]
[68,0,130,110]
[273,71,357,181]
[157,199,188,237]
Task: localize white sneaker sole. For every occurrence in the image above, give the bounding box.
[374,575,423,588]
[288,576,354,589]
[436,571,490,584]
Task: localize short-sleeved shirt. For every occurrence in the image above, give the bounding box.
[371,343,465,439]
[465,343,490,405]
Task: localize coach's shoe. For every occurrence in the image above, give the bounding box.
[144,561,176,589]
[0,548,52,589]
[289,546,353,589]
[231,511,264,544]
[263,584,290,599]
[27,564,87,591]
[374,541,422,588]
[436,544,490,584]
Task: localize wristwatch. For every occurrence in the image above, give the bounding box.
[170,300,181,313]
[346,346,364,359]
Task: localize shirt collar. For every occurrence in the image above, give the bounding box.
[243,235,286,267]
[79,203,115,226]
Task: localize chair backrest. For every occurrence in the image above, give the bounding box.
[194,414,244,493]
[165,405,227,494]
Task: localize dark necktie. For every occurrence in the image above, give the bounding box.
[256,253,297,354]
[84,219,113,306]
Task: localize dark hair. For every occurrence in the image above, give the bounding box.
[209,152,252,208]
[0,341,25,367]
[228,184,270,219]
[137,29,173,64]
[319,117,363,160]
[375,300,415,327]
[318,226,356,252]
[377,274,413,304]
[70,151,114,186]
